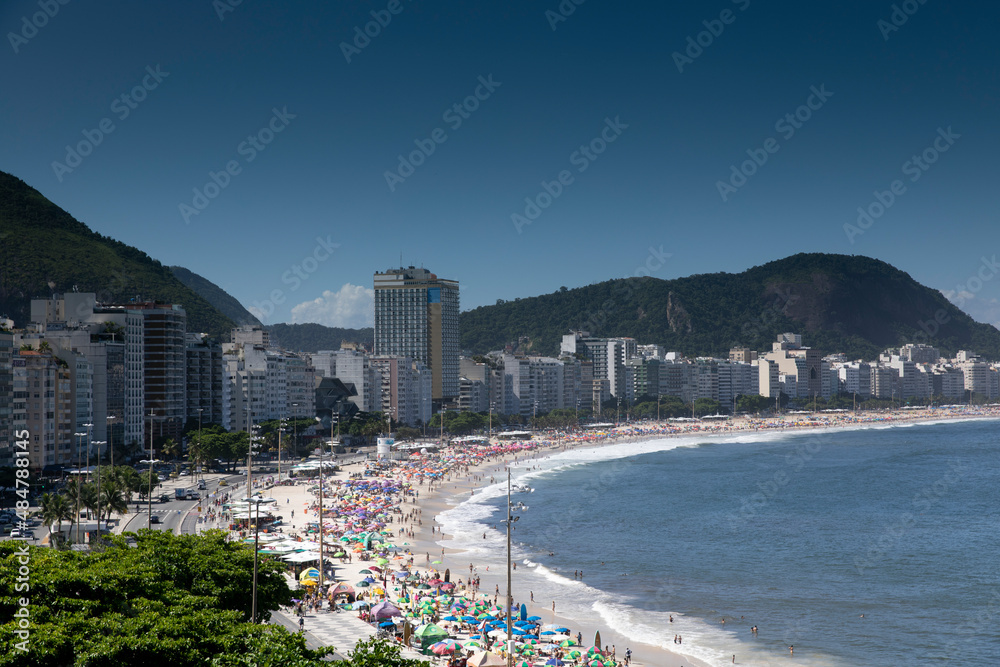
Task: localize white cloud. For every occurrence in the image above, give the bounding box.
[290,283,374,328]
[941,289,1000,330]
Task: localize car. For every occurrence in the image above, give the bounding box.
[158,494,171,503]
[179,471,190,476]
[197,481,207,490]
[9,529,22,539]
[218,479,228,486]
[149,515,161,524]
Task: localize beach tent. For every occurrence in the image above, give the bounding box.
[414,623,449,648]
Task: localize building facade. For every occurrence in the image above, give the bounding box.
[374,267,459,404]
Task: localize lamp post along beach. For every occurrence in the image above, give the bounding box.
[74,431,86,544]
[93,440,105,530]
[503,469,529,667]
[147,411,156,530]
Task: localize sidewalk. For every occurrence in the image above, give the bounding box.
[269,601,427,662]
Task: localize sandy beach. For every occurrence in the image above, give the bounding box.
[219,405,1000,666]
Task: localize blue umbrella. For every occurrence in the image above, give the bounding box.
[443,615,459,621]
[378,620,396,628]
[462,616,478,623]
[527,616,542,621]
[545,659,566,666]
[541,631,556,635]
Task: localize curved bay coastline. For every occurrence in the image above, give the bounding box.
[402,406,1000,667]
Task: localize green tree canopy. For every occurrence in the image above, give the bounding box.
[0,531,327,666]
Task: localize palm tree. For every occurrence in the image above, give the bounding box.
[98,479,129,523]
[111,466,141,501]
[71,483,99,520]
[161,438,182,475]
[40,493,74,547]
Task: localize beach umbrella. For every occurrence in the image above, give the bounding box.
[527,616,542,621]
[565,650,582,659]
[559,639,577,647]
[467,651,506,667]
[371,600,403,619]
[356,580,371,587]
[430,639,464,655]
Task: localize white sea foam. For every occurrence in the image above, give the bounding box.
[435,416,997,666]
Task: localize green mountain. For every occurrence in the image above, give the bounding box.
[459,253,1000,360]
[0,171,235,338]
[265,322,373,353]
[170,266,261,327]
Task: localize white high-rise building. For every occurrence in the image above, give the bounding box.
[374,267,459,404]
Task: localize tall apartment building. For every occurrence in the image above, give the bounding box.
[0,332,13,467]
[899,343,940,364]
[931,365,965,400]
[458,376,490,414]
[837,362,872,398]
[232,325,270,348]
[128,303,187,443]
[329,349,379,412]
[17,350,75,473]
[870,365,898,399]
[28,295,142,448]
[961,355,991,397]
[186,333,224,426]
[372,356,433,426]
[762,333,823,399]
[373,267,460,405]
[561,332,634,399]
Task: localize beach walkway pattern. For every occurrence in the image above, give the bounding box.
[269,604,428,661]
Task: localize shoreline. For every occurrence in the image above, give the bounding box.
[244,406,1000,666]
[407,408,1000,667]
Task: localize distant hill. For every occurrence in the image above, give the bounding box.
[266,322,373,353]
[459,253,1000,360]
[170,266,261,328]
[0,171,235,338]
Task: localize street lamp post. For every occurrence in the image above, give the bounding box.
[74,431,86,544]
[503,470,528,667]
[107,415,115,469]
[93,441,105,530]
[318,437,328,594]
[278,419,286,483]
[84,422,93,484]
[251,495,262,622]
[197,407,203,484]
[147,411,156,530]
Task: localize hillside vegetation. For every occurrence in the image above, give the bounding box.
[0,171,234,338]
[459,254,1000,360]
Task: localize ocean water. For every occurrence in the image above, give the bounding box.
[437,419,1000,666]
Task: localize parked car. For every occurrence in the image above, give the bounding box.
[9,529,22,539]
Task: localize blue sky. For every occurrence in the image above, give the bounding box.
[3,0,999,330]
